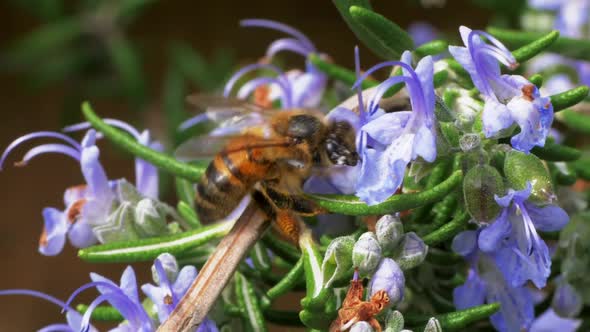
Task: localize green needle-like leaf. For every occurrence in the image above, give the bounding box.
[550,86,590,112]
[532,141,582,162]
[529,74,543,88]
[76,304,124,321]
[571,157,590,181]
[266,258,305,301]
[488,27,590,61]
[347,6,415,60]
[559,109,590,134]
[415,40,449,58]
[511,30,559,63]
[307,170,462,215]
[423,211,470,246]
[235,272,268,332]
[82,102,205,181]
[78,220,233,263]
[407,303,500,330]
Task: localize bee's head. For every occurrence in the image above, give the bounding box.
[325,120,358,166]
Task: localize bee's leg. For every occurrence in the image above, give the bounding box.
[262,183,326,216]
[252,189,301,244]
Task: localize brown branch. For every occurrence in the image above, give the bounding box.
[157,202,270,332]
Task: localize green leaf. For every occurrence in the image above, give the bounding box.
[76,304,123,321]
[266,258,305,301]
[571,157,590,181]
[511,30,559,63]
[308,54,377,89]
[347,6,414,60]
[175,176,196,210]
[422,211,470,246]
[78,220,233,263]
[409,303,500,330]
[504,150,554,204]
[531,141,582,162]
[414,40,449,58]
[82,102,205,181]
[487,27,590,62]
[559,109,590,134]
[177,201,201,229]
[235,272,268,332]
[550,86,589,112]
[307,170,462,215]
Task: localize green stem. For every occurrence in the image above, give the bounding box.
[307,170,462,215]
[76,304,123,321]
[309,54,377,89]
[177,201,201,229]
[82,102,205,181]
[78,220,233,263]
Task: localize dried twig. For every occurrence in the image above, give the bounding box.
[157,202,270,332]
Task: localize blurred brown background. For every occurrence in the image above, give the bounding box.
[0,1,489,330]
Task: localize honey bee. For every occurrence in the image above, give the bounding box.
[175,94,359,243]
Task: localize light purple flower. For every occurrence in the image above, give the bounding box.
[63,119,163,199]
[478,183,569,288]
[352,51,437,205]
[552,277,583,318]
[66,266,155,332]
[449,26,554,153]
[529,309,581,332]
[452,230,535,332]
[408,21,438,46]
[368,258,405,306]
[141,253,198,323]
[0,130,112,255]
[0,289,98,332]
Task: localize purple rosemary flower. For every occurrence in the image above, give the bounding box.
[0,289,98,332]
[408,21,438,46]
[66,265,156,332]
[449,26,554,153]
[529,309,582,332]
[141,253,198,323]
[478,183,569,288]
[352,51,436,205]
[452,230,535,332]
[0,129,111,255]
[552,277,583,318]
[63,119,163,199]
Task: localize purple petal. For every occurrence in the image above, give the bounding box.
[135,131,160,199]
[39,208,68,256]
[197,318,220,332]
[408,22,438,46]
[288,71,327,108]
[361,112,411,146]
[0,131,81,170]
[119,266,140,304]
[524,202,569,232]
[552,281,583,318]
[172,266,198,297]
[240,19,315,52]
[265,37,310,58]
[451,230,478,256]
[80,144,112,202]
[223,63,286,98]
[487,282,534,332]
[67,220,97,248]
[141,283,171,323]
[530,309,581,332]
[20,144,81,165]
[482,100,513,137]
[413,125,436,162]
[478,210,511,253]
[326,107,361,132]
[453,269,486,310]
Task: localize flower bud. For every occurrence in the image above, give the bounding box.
[385,310,405,332]
[463,164,505,223]
[552,280,583,318]
[376,215,404,252]
[369,258,405,306]
[152,253,179,285]
[135,198,169,237]
[459,133,480,152]
[504,150,554,204]
[393,232,428,270]
[350,321,374,332]
[322,236,355,288]
[93,202,139,243]
[352,232,382,277]
[116,179,143,204]
[423,318,442,332]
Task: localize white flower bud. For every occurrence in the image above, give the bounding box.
[135,198,168,236]
[93,202,138,243]
[376,215,404,252]
[369,258,405,306]
[350,321,374,332]
[393,232,428,270]
[423,318,442,332]
[322,236,355,288]
[352,232,382,277]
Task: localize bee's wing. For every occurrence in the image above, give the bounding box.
[174,135,240,162]
[181,94,279,132]
[174,134,293,162]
